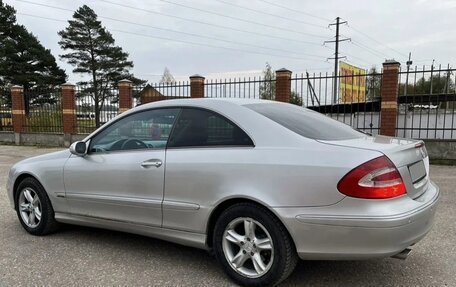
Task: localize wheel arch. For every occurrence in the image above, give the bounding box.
[13,173,43,209]
[205,197,297,251]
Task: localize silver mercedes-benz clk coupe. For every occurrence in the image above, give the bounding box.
[7,99,439,286]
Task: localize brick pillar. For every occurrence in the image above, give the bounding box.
[61,83,76,146]
[380,60,400,137]
[275,68,292,103]
[118,79,133,113]
[190,74,205,98]
[11,85,25,145]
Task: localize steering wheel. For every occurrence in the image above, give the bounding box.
[120,138,148,150]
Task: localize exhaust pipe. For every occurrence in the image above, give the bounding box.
[391,247,412,260]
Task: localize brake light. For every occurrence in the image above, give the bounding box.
[337,156,406,199]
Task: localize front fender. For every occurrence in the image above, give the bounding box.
[7,150,71,213]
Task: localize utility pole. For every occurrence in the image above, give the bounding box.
[324,17,350,104]
[404,52,413,96]
[430,59,435,95]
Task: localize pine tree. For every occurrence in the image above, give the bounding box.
[58,5,144,127]
[160,67,176,84]
[0,0,67,108]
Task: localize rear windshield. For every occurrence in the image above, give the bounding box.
[245,102,364,140]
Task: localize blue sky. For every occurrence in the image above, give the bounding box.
[6,0,456,83]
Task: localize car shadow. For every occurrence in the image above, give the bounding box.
[53,224,428,287]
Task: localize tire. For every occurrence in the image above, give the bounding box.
[213,202,298,286]
[15,177,60,235]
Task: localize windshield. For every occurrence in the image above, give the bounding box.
[245,102,364,140]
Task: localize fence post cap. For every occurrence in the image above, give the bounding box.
[118,79,133,87]
[276,68,292,76]
[190,74,205,80]
[61,82,76,89]
[383,60,401,66]
[11,85,24,91]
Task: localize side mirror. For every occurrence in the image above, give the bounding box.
[69,141,87,156]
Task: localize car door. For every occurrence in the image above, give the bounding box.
[63,108,180,227]
[163,107,254,233]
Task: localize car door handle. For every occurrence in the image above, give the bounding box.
[141,159,163,168]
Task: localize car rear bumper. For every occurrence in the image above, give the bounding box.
[274,180,440,260]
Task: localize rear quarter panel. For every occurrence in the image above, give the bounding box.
[162,143,382,233]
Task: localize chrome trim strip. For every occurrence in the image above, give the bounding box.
[55,192,65,198]
[66,193,162,208]
[162,200,200,210]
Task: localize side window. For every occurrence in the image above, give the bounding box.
[168,108,253,148]
[89,108,180,153]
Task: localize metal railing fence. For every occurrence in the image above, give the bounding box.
[397,65,456,139]
[23,87,63,133]
[205,77,275,99]
[291,71,382,135]
[0,88,12,132]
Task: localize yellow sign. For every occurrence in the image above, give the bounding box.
[339,62,366,103]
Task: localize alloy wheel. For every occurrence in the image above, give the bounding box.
[222,217,274,278]
[18,188,42,228]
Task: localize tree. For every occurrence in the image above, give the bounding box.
[58,5,145,127]
[289,91,303,106]
[160,67,176,84]
[0,0,67,108]
[401,74,455,95]
[259,62,275,100]
[366,66,381,101]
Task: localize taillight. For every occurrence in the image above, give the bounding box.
[337,155,406,199]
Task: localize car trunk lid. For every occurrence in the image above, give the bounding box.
[318,135,429,199]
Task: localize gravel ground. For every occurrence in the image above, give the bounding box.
[0,145,455,286]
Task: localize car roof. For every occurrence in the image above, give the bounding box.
[133,98,273,112]
[84,97,313,147]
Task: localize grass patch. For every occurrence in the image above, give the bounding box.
[26,110,63,133]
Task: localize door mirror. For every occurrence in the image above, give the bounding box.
[70,141,87,156]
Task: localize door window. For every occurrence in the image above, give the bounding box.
[89,108,180,153]
[168,108,253,148]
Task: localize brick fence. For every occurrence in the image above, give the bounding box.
[3,61,402,146]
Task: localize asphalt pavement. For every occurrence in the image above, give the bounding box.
[0,145,455,286]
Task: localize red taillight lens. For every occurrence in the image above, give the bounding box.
[337,156,406,199]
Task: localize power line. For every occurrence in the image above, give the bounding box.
[350,40,389,60]
[16,12,331,62]
[256,0,331,22]
[95,0,326,46]
[347,23,408,59]
[341,51,374,67]
[212,0,328,29]
[99,16,327,59]
[13,0,328,59]
[158,0,329,39]
[14,0,325,46]
[340,32,392,59]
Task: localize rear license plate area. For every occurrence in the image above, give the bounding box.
[408,160,426,184]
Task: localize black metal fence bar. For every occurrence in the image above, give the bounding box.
[75,86,119,134]
[23,88,63,133]
[150,81,191,98]
[397,65,456,139]
[290,71,382,135]
[0,88,13,132]
[205,77,274,99]
[133,82,191,106]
